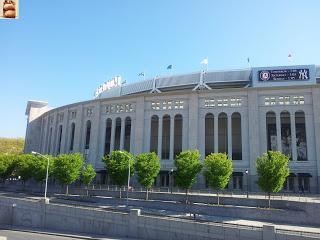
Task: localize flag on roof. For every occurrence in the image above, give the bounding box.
[167,64,173,70]
[200,57,208,65]
[288,53,293,59]
[138,72,145,76]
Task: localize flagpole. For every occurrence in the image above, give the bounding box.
[206,57,208,72]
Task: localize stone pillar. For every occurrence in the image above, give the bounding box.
[128,209,141,238]
[158,116,163,160]
[276,113,282,152]
[312,88,320,193]
[260,111,267,155]
[263,225,275,240]
[214,115,218,153]
[144,116,151,152]
[91,102,101,168]
[247,90,260,175]
[110,118,116,152]
[199,112,206,160]
[120,118,125,150]
[228,114,232,159]
[130,118,135,153]
[188,94,199,149]
[290,113,297,161]
[182,113,188,151]
[170,114,174,160]
[134,97,145,155]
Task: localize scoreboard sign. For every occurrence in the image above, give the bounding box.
[258,68,309,81]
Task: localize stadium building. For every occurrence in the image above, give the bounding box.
[24,65,320,193]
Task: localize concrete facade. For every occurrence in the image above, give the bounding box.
[24,65,320,193]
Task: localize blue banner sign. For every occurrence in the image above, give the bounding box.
[258,68,309,81]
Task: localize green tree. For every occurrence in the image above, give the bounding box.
[256,151,290,208]
[174,150,202,203]
[53,153,84,195]
[81,164,96,196]
[203,153,233,205]
[0,154,16,182]
[15,154,35,183]
[30,155,54,183]
[135,152,160,200]
[0,138,24,155]
[102,150,134,198]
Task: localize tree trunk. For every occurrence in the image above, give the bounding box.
[66,185,69,195]
[119,186,122,199]
[217,191,220,205]
[146,188,149,200]
[185,189,189,204]
[86,185,89,197]
[268,193,271,209]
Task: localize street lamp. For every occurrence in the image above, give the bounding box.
[31,151,50,203]
[170,169,174,194]
[126,158,131,207]
[245,169,249,198]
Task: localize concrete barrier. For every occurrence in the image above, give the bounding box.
[0,196,318,240]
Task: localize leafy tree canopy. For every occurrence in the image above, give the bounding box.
[53,153,84,185]
[102,150,134,187]
[81,164,96,186]
[30,155,54,182]
[203,153,233,191]
[16,154,36,182]
[135,152,160,189]
[174,150,202,190]
[0,154,16,181]
[256,151,290,194]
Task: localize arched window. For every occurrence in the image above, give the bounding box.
[232,112,242,160]
[85,120,91,150]
[124,117,131,152]
[295,111,307,161]
[205,113,214,156]
[104,119,112,155]
[57,125,63,154]
[69,123,75,151]
[281,111,292,159]
[162,115,170,159]
[114,117,121,150]
[218,113,228,154]
[150,115,159,153]
[174,114,183,158]
[266,111,277,151]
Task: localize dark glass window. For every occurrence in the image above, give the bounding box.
[104,119,112,155]
[266,111,277,151]
[124,117,131,152]
[280,111,292,159]
[205,113,214,157]
[150,115,159,153]
[114,117,121,150]
[85,120,91,150]
[295,111,307,161]
[57,125,63,154]
[174,114,183,159]
[48,127,52,154]
[69,123,75,151]
[232,112,242,160]
[162,115,170,159]
[218,113,228,154]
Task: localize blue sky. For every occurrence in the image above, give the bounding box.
[1,0,319,138]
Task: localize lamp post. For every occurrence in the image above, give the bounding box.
[126,158,131,207]
[31,151,50,203]
[245,169,249,198]
[170,169,174,194]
